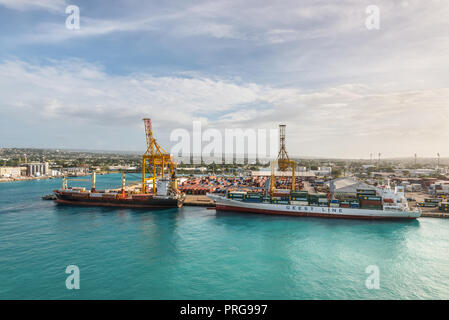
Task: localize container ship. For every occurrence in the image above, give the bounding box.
[207,186,421,220]
[207,124,421,220]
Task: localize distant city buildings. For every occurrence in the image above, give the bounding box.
[61,167,88,176]
[108,165,137,171]
[0,167,21,178]
[315,167,332,176]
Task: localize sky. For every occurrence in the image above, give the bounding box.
[0,0,448,158]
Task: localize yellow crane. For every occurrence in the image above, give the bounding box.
[141,118,177,194]
[270,124,296,194]
[269,160,296,194]
[277,124,291,171]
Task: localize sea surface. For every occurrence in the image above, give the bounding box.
[1,174,449,299]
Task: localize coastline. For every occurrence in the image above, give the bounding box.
[0,174,91,183]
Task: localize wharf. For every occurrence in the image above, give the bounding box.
[184,195,215,207]
[109,183,216,206]
[406,191,449,219]
[419,208,449,218]
[421,212,449,218]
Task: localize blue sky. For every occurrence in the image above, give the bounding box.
[0,0,448,158]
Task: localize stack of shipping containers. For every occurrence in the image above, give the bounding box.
[439,202,449,212]
[357,189,382,210]
[291,191,308,205]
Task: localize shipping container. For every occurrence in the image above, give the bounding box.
[425,198,441,203]
[273,189,290,194]
[271,200,289,204]
[361,205,382,210]
[291,201,309,205]
[291,192,308,197]
[291,197,308,201]
[309,193,327,198]
[418,202,438,207]
[89,193,103,198]
[357,189,376,195]
[358,195,381,201]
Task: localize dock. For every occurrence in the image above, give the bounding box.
[421,212,449,218]
[419,207,449,218]
[406,191,449,218]
[184,195,215,207]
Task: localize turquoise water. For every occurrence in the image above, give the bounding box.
[1,174,449,299]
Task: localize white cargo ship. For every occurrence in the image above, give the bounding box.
[207,186,421,220]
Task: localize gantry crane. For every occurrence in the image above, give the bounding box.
[141,118,177,194]
[277,124,291,171]
[270,124,296,193]
[269,160,296,194]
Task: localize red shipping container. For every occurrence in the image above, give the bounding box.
[360,200,382,205]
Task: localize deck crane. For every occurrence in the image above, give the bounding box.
[141,118,177,194]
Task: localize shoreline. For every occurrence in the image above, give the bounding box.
[0,174,91,183]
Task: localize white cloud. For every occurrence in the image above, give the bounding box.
[173,23,243,39]
[0,59,261,126]
[0,0,67,11]
[0,59,448,157]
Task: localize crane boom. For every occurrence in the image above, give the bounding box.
[142,118,177,194]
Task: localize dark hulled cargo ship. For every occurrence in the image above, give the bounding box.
[54,189,184,208]
[53,118,184,210]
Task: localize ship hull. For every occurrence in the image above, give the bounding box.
[208,195,421,220]
[54,192,183,209]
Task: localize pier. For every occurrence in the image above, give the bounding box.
[184,195,215,207]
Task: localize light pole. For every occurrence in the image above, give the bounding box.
[437,153,440,170]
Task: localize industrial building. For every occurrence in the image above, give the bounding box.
[24,162,49,177]
[327,177,376,196]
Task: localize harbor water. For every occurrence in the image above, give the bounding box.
[1,174,449,299]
